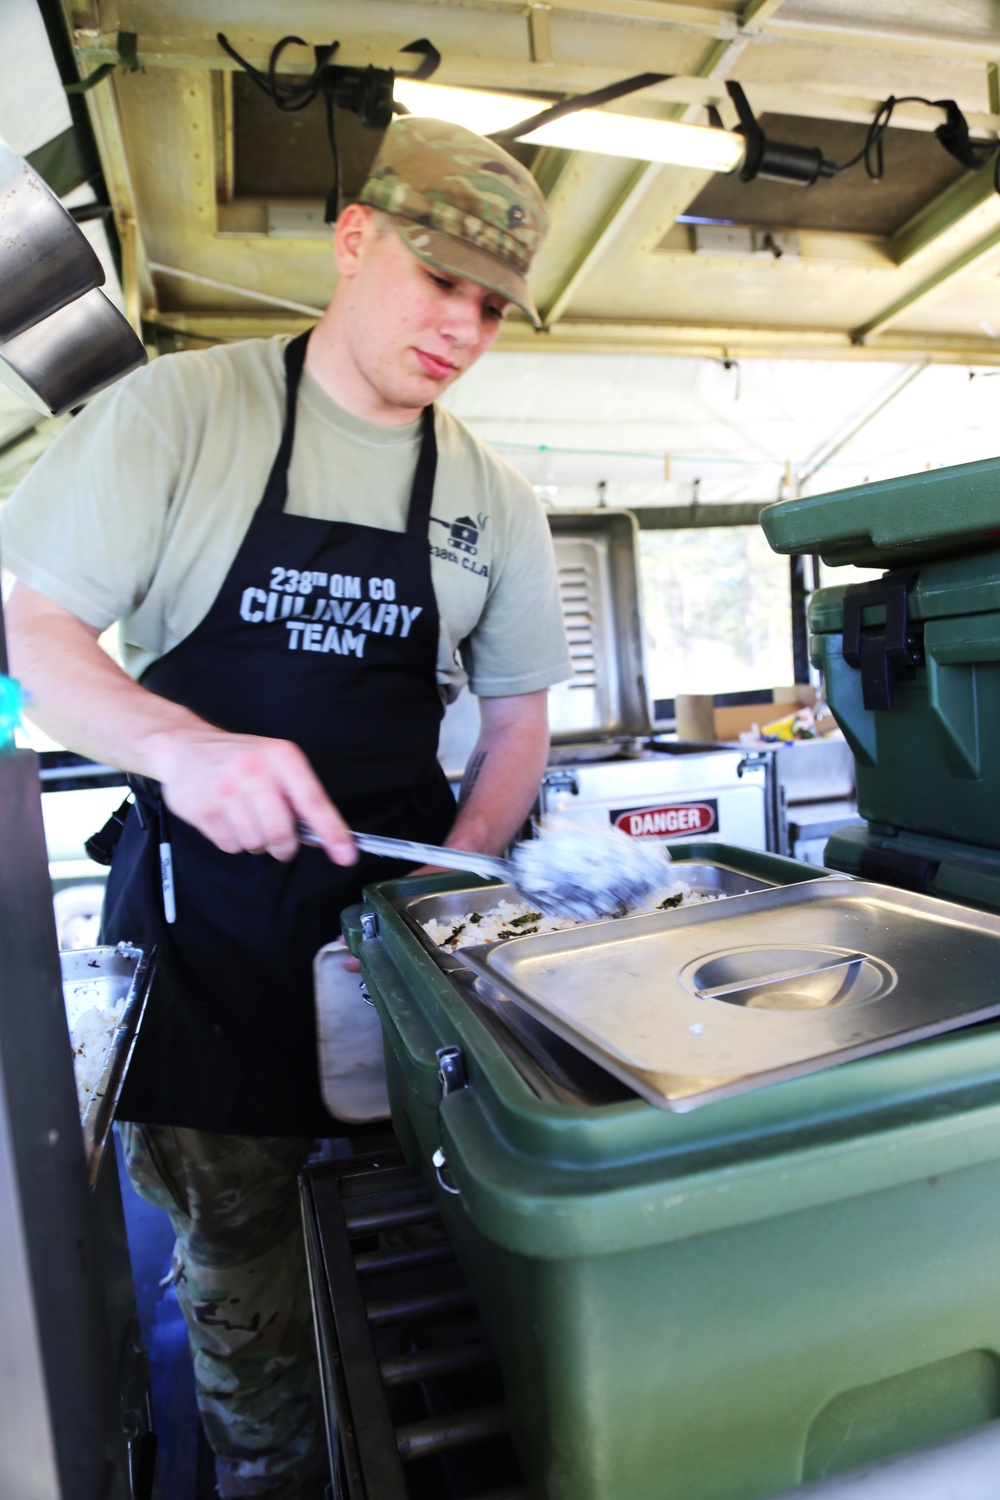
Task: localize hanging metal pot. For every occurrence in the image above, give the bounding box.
[0,137,106,342]
[0,288,147,417]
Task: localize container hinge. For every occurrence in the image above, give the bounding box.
[841,571,924,712]
[542,768,580,797]
[360,911,379,941]
[436,1045,468,1097]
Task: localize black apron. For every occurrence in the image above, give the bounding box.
[106,332,456,1136]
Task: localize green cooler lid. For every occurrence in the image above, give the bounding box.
[761,456,1000,569]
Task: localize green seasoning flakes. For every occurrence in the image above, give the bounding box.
[658,893,684,909]
[469,912,483,924]
[509,911,543,927]
[446,923,466,946]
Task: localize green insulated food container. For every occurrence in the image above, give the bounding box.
[762,460,1000,851]
[344,843,1000,1500]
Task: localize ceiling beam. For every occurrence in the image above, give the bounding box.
[146,312,317,341]
[764,13,1000,64]
[889,170,1000,268]
[65,55,157,319]
[526,2,554,65]
[148,262,324,318]
[66,26,1000,138]
[852,224,1000,344]
[539,162,663,327]
[739,0,787,32]
[147,310,1000,366]
[71,1,1000,67]
[538,30,750,327]
[505,321,1000,364]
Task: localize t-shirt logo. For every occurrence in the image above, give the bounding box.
[428,512,490,578]
[431,513,483,556]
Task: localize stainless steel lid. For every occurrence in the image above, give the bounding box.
[460,879,1000,1111]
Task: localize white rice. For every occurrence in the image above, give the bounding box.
[63,981,124,1118]
[422,880,724,953]
[507,822,681,920]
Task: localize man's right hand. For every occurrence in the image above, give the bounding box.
[4,581,358,866]
[152,728,359,864]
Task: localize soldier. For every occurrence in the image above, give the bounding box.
[2,117,571,1498]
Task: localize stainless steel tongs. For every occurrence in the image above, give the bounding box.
[297,821,511,881]
[296,820,678,920]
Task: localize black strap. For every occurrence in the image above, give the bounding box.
[490,71,671,143]
[260,331,312,514]
[405,407,438,538]
[262,332,437,533]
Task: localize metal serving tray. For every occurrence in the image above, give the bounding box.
[459,880,1000,1112]
[62,944,154,1184]
[391,862,776,1107]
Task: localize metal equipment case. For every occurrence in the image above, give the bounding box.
[522,509,778,853]
[539,743,776,853]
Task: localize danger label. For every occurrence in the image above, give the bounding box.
[612,800,719,839]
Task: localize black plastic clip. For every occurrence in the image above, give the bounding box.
[84,796,132,866]
[841,571,923,712]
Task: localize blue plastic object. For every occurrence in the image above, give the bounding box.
[0,675,22,749]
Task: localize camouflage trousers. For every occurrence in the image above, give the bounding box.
[119,1122,324,1498]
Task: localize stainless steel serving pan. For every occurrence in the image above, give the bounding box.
[389,862,778,1106]
[396,861,774,974]
[459,879,1000,1112]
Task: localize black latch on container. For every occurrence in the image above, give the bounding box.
[841,572,923,712]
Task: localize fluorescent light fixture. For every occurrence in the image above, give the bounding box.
[393,81,542,137]
[393,80,745,174]
[526,111,745,172]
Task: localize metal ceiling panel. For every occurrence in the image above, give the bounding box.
[49,0,1000,363]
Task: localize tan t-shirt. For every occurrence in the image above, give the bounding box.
[0,337,572,700]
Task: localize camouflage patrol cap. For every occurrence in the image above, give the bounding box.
[358,116,549,326]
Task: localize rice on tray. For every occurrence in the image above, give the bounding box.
[422,880,723,953]
[63,979,124,1118]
